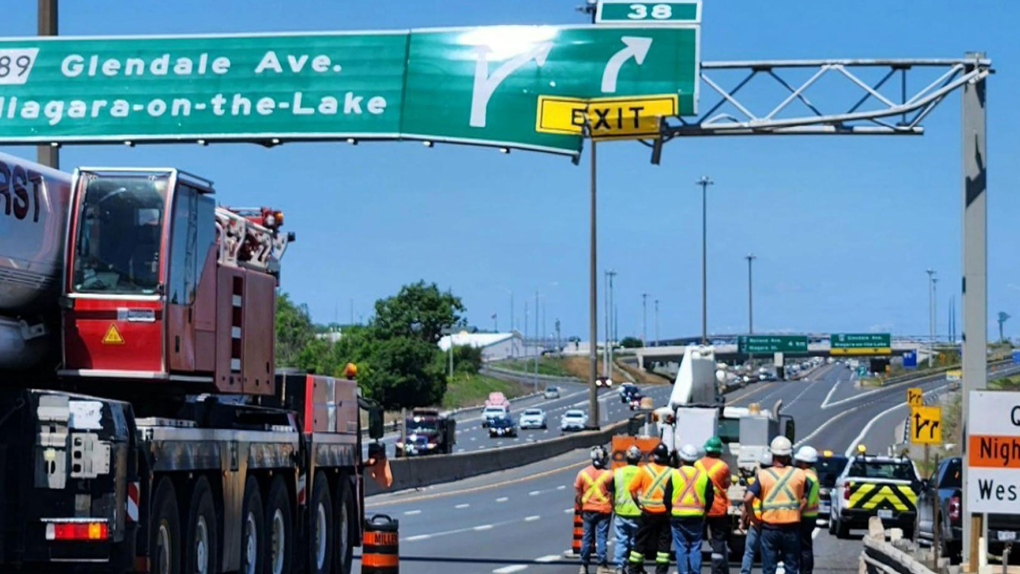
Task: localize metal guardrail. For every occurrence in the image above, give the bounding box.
[861,518,939,574]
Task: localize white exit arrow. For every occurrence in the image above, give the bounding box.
[601,37,653,94]
[470,43,553,128]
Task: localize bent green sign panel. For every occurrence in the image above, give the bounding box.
[0,24,699,156]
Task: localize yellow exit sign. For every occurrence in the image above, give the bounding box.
[534,94,678,140]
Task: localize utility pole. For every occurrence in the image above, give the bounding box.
[524,301,529,360]
[998,311,1011,344]
[642,293,648,346]
[510,291,515,333]
[534,291,540,392]
[555,319,562,351]
[607,270,617,380]
[926,269,936,367]
[603,271,610,378]
[746,254,757,335]
[37,0,59,169]
[696,176,714,345]
[933,277,939,346]
[654,299,660,347]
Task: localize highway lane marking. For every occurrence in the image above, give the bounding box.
[405,534,431,541]
[536,555,561,562]
[493,566,528,573]
[528,490,541,496]
[844,383,950,456]
[812,527,820,539]
[365,456,589,508]
[557,485,566,490]
[525,515,540,521]
[403,510,422,515]
[564,508,574,513]
[820,379,842,409]
[821,371,946,411]
[474,524,494,531]
[456,503,470,509]
[784,377,821,410]
[497,497,509,502]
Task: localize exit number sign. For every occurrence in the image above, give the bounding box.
[595,1,702,25]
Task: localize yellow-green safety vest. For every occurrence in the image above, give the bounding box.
[614,465,641,518]
[671,465,710,518]
[803,468,819,519]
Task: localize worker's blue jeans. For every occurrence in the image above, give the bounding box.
[671,517,705,574]
[740,524,762,574]
[614,515,640,569]
[761,525,801,574]
[581,511,611,566]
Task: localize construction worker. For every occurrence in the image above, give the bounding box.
[697,436,732,574]
[741,436,811,574]
[627,442,674,574]
[576,445,614,574]
[670,444,713,574]
[793,446,820,574]
[740,452,773,574]
[613,446,644,573]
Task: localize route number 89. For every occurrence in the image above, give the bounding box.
[628,3,673,20]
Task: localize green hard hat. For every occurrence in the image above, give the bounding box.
[704,436,724,454]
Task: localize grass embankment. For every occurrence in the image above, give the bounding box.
[441,373,532,409]
[493,355,671,386]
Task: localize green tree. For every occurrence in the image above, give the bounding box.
[372,281,465,344]
[620,336,644,349]
[361,337,447,409]
[275,292,317,368]
[452,345,483,374]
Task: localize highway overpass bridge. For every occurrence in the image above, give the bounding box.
[629,340,924,370]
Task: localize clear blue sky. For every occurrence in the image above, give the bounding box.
[4,0,1019,341]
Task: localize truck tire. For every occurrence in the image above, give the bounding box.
[183,476,219,574]
[835,518,850,539]
[308,472,333,574]
[264,476,294,574]
[149,477,181,574]
[240,477,265,574]
[335,478,356,574]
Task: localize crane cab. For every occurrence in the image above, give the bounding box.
[60,167,290,397]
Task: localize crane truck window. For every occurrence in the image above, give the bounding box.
[72,173,169,295]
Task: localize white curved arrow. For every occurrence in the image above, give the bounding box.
[601,37,653,94]
[470,43,554,128]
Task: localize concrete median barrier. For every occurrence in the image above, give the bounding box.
[365,419,631,496]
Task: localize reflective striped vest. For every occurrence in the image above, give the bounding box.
[758,466,806,526]
[803,468,819,519]
[577,466,613,514]
[670,465,709,518]
[614,465,641,518]
[696,457,731,517]
[630,463,672,515]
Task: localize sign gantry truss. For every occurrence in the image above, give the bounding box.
[649,57,993,163]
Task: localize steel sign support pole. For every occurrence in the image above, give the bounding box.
[37,0,59,168]
[960,51,988,569]
[587,130,600,431]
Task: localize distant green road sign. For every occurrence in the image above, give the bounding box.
[0,25,699,156]
[595,1,702,25]
[830,333,892,355]
[738,335,809,355]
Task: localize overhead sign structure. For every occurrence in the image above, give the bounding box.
[909,405,941,445]
[0,24,699,156]
[967,391,1020,515]
[595,1,702,25]
[830,333,892,356]
[738,335,808,355]
[907,387,923,407]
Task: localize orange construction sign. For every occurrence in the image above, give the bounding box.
[968,435,1020,469]
[102,324,125,345]
[611,436,661,469]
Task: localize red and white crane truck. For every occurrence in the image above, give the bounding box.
[0,151,389,574]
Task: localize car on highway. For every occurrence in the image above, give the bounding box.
[560,409,588,432]
[595,376,613,388]
[518,408,547,430]
[488,414,518,438]
[543,386,561,399]
[815,450,849,525]
[481,405,510,428]
[829,451,921,538]
[620,383,640,403]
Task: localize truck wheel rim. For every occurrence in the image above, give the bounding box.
[195,516,209,574]
[271,508,286,574]
[243,512,258,574]
[158,521,172,574]
[338,497,349,563]
[315,502,328,569]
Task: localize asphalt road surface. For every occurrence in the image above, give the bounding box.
[356,364,984,574]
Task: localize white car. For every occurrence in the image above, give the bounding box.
[519,408,547,430]
[481,405,509,428]
[560,409,588,432]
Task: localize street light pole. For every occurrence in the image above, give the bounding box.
[746,254,756,335]
[926,269,936,367]
[654,299,660,347]
[603,271,610,378]
[607,270,617,379]
[697,176,714,345]
[642,293,648,346]
[587,131,600,430]
[534,290,540,392]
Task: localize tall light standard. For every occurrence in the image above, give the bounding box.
[642,293,648,345]
[745,254,757,334]
[654,299,660,347]
[696,176,714,345]
[603,270,617,378]
[926,269,936,367]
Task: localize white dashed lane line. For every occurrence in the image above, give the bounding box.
[493,566,528,574]
[403,510,421,516]
[496,497,509,503]
[455,503,470,509]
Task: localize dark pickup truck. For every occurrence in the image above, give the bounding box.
[917,457,1020,563]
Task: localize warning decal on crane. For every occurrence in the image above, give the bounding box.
[102,324,125,345]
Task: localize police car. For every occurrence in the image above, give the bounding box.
[828,446,921,539]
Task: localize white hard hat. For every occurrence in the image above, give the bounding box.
[759,451,773,467]
[794,446,819,464]
[770,436,793,456]
[679,443,700,463]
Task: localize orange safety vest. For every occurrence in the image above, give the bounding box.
[758,466,806,526]
[696,457,731,517]
[630,463,672,515]
[671,465,710,518]
[577,466,614,514]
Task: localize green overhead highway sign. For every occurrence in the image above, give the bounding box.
[595,1,702,25]
[738,336,809,355]
[0,25,699,156]
[830,333,892,355]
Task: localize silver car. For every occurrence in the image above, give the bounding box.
[543,386,560,399]
[560,409,588,432]
[519,408,547,429]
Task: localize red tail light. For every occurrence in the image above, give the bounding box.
[45,521,109,542]
[844,483,852,500]
[948,495,961,523]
